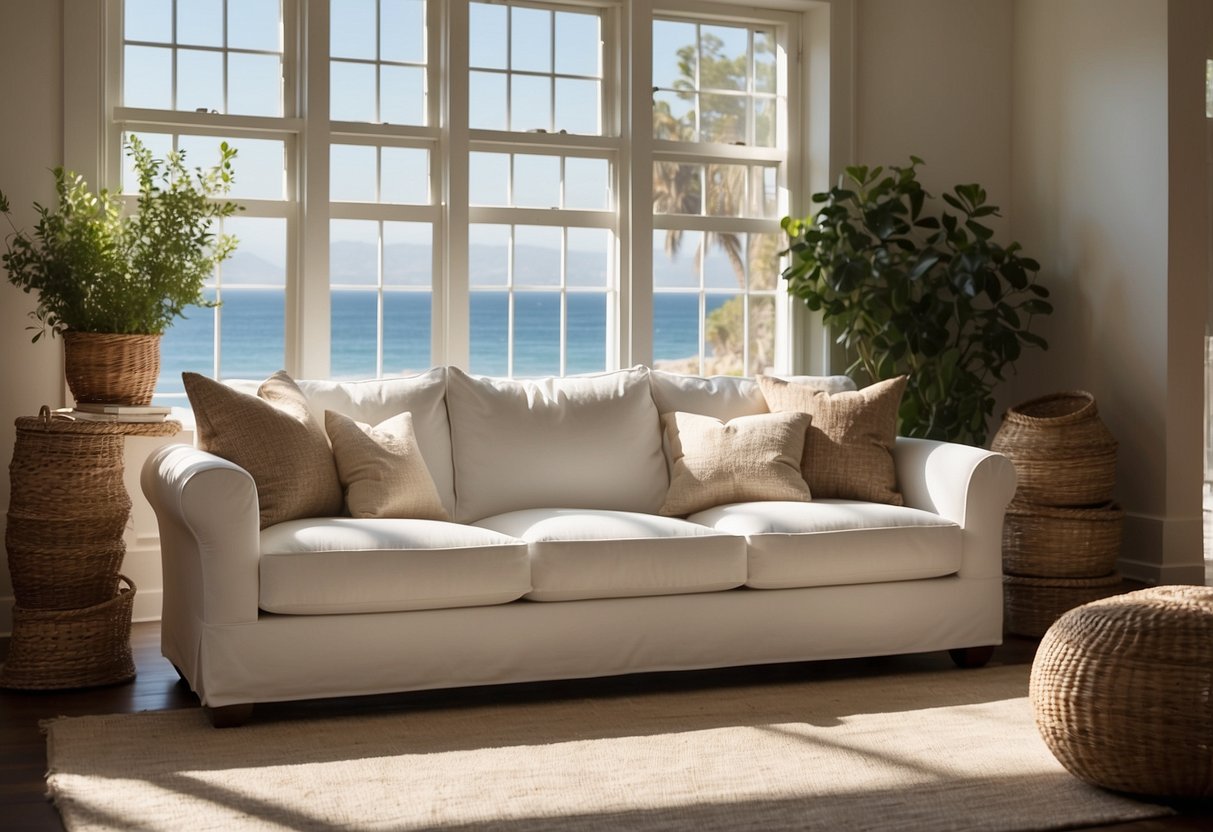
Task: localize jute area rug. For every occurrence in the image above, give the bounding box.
[44,664,1173,831]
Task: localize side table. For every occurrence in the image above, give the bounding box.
[1,410,181,689]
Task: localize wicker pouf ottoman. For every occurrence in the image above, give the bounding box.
[1029,586,1213,797]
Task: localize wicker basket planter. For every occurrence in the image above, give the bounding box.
[1004,573,1122,638]
[63,331,161,405]
[1002,501,1123,578]
[0,576,136,690]
[1030,586,1213,797]
[991,391,1117,507]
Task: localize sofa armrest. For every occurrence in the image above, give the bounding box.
[893,437,1017,579]
[141,443,261,627]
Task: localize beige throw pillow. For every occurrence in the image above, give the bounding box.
[324,410,449,521]
[183,370,344,528]
[659,410,813,517]
[757,374,907,506]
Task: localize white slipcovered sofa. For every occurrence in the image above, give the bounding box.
[142,366,1017,726]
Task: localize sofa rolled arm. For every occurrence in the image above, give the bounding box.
[893,437,1017,579]
[141,444,262,627]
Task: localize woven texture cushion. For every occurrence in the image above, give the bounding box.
[183,371,343,528]
[445,366,668,522]
[659,410,813,517]
[757,375,906,505]
[324,410,449,521]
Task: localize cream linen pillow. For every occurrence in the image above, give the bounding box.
[324,410,449,521]
[183,370,344,528]
[757,374,907,506]
[659,410,813,517]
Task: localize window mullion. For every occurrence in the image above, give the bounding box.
[622,0,652,369]
[297,0,332,378]
[443,0,471,369]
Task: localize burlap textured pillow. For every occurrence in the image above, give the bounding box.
[659,410,813,517]
[183,371,344,528]
[325,410,449,521]
[757,374,907,505]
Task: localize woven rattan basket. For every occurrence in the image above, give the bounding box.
[1030,586,1213,797]
[63,331,160,405]
[0,576,136,690]
[991,391,1117,507]
[1002,501,1123,578]
[1003,572,1122,638]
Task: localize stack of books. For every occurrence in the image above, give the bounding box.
[62,404,173,423]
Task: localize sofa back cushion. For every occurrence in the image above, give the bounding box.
[446,366,668,522]
[649,370,857,420]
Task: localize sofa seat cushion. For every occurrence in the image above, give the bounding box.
[259,519,530,614]
[687,500,961,589]
[474,509,747,602]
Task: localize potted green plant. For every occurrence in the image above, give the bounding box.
[780,157,1052,446]
[0,135,240,405]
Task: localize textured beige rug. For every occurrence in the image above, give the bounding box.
[45,664,1172,831]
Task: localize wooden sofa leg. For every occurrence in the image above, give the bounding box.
[948,645,995,669]
[206,703,254,728]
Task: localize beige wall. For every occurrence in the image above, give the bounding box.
[1008,0,1208,583]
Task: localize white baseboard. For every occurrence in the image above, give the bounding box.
[1120,511,1207,585]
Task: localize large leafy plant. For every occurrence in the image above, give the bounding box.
[1,135,239,341]
[781,158,1052,446]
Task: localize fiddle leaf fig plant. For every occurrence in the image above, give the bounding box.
[781,157,1052,446]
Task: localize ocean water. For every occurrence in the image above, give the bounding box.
[157,289,729,396]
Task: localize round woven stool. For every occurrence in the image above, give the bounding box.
[1029,586,1213,797]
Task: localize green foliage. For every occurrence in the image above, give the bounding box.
[1,135,240,341]
[781,158,1052,446]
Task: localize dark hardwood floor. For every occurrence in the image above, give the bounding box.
[1,622,1210,831]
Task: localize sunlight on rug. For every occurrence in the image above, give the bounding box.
[44,664,1173,831]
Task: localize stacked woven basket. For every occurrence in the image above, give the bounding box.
[991,392,1123,637]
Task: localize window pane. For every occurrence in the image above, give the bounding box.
[511,7,551,74]
[469,71,508,130]
[700,93,744,144]
[567,228,609,287]
[381,147,429,204]
[228,0,281,51]
[177,0,223,47]
[653,20,696,91]
[469,224,510,287]
[179,135,284,200]
[653,163,703,215]
[331,144,377,202]
[748,294,775,376]
[754,29,777,94]
[125,0,171,43]
[469,2,507,70]
[564,157,608,211]
[747,233,780,290]
[566,293,606,374]
[705,164,744,218]
[331,219,379,286]
[220,288,285,378]
[652,230,701,288]
[383,221,431,287]
[381,64,425,125]
[704,235,743,290]
[755,97,776,147]
[177,48,224,112]
[704,293,741,375]
[653,292,699,371]
[513,292,560,377]
[653,91,695,141]
[384,291,431,375]
[470,291,509,375]
[512,154,559,209]
[331,0,377,59]
[381,0,425,64]
[331,60,377,121]
[331,289,378,379]
[156,286,215,397]
[511,74,551,132]
[125,46,173,108]
[222,217,286,286]
[699,25,746,91]
[469,152,508,206]
[554,78,599,135]
[555,11,599,77]
[227,52,282,116]
[514,225,561,287]
[121,132,174,193]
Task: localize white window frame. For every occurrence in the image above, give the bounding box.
[64,0,851,386]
